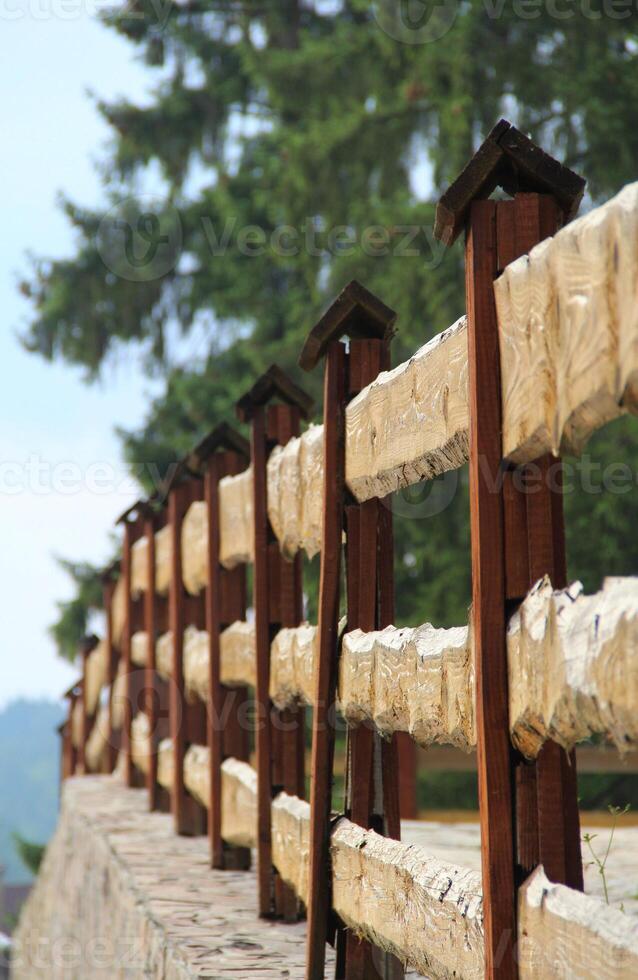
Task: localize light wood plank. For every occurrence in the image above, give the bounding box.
[519,866,638,979]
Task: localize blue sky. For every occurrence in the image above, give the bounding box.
[0,9,165,706]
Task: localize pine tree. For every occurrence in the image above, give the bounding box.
[19,3,638,648]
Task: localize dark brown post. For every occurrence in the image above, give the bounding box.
[435,119,586,978]
[167,464,208,836]
[78,634,99,774]
[102,560,121,774]
[116,503,148,789]
[237,366,313,920]
[299,282,401,980]
[143,500,171,813]
[187,424,251,870]
[62,682,80,778]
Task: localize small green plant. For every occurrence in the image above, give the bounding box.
[582,804,631,906]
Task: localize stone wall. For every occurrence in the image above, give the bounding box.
[11,776,321,979]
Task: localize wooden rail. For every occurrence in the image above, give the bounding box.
[58,120,638,980]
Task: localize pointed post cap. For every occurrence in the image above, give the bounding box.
[236,364,314,423]
[299,280,396,371]
[80,633,100,656]
[115,497,155,526]
[187,422,250,473]
[434,118,586,247]
[63,679,82,700]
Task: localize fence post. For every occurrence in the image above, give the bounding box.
[116,502,148,789]
[187,423,251,871]
[62,682,80,778]
[237,366,313,919]
[78,634,99,774]
[102,562,120,774]
[143,500,171,813]
[167,465,208,836]
[299,281,402,980]
[435,119,586,978]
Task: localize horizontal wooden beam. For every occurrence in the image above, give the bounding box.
[134,572,638,759]
[508,575,638,758]
[518,867,638,979]
[497,180,638,463]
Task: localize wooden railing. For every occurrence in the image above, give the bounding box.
[59,120,638,979]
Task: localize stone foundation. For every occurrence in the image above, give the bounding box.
[11,776,323,979]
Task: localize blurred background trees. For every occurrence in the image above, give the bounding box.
[19,1,638,653]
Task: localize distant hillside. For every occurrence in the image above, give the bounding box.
[0,700,63,883]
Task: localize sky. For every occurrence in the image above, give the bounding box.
[0,7,165,707]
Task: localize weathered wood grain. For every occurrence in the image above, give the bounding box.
[220,620,256,688]
[110,660,127,730]
[84,703,109,771]
[154,737,258,850]
[518,866,638,979]
[130,629,148,668]
[84,638,108,717]
[345,316,469,501]
[130,526,172,596]
[139,570,638,760]
[181,500,208,595]
[111,575,126,649]
[130,536,148,596]
[155,524,172,595]
[508,575,638,759]
[270,623,317,709]
[271,792,311,905]
[267,424,324,559]
[496,180,638,462]
[340,624,474,750]
[331,819,484,980]
[219,466,254,568]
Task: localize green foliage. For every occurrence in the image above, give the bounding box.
[49,558,105,663]
[16,4,638,648]
[12,834,45,877]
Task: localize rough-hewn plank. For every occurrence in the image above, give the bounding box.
[331,819,484,980]
[345,316,469,501]
[85,703,109,771]
[154,738,258,850]
[497,180,638,462]
[271,792,311,905]
[110,661,127,730]
[181,499,208,595]
[340,624,474,750]
[508,575,638,758]
[518,866,638,979]
[111,575,126,649]
[129,526,172,596]
[130,630,148,668]
[219,466,254,568]
[270,623,317,709]
[154,524,172,595]
[220,620,256,688]
[267,424,324,559]
[84,638,108,716]
[146,570,638,761]
[130,536,148,596]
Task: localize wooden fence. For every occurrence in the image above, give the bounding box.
[59,120,638,979]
